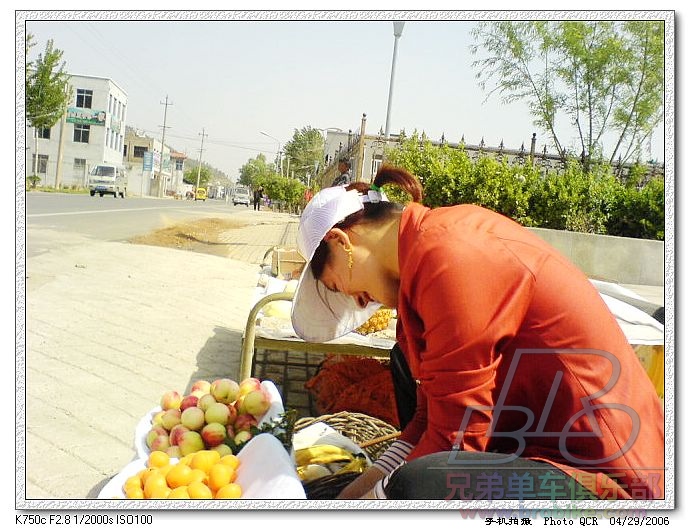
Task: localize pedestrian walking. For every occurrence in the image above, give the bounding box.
[253,185,264,211]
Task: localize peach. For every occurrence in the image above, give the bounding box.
[234,413,258,432]
[151,410,165,426]
[180,395,199,411]
[238,377,262,398]
[210,443,233,457]
[169,424,190,446]
[234,430,252,446]
[166,445,183,459]
[242,388,271,418]
[197,393,217,412]
[149,434,171,452]
[178,430,205,456]
[191,380,212,394]
[146,426,168,449]
[180,406,206,431]
[210,378,240,405]
[161,408,182,431]
[160,390,183,411]
[205,402,230,425]
[201,422,227,447]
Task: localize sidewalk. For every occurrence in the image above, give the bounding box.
[23,211,301,501]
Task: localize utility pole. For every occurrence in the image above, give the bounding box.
[54,108,67,189]
[54,85,70,189]
[158,95,172,197]
[195,128,208,192]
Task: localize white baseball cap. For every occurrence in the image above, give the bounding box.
[291,185,388,342]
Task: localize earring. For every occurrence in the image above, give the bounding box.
[344,244,353,279]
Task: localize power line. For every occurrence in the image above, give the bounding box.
[130,127,278,153]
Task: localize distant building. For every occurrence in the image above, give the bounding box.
[26,73,127,188]
[124,127,186,197]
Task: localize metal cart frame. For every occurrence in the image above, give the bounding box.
[239,291,391,381]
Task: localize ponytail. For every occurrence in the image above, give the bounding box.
[346,165,423,204]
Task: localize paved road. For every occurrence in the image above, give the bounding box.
[21,193,300,503]
[24,193,260,257]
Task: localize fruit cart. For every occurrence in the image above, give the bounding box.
[239,290,395,381]
[239,246,395,410]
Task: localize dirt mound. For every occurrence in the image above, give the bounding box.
[129,217,246,258]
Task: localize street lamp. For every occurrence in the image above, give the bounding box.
[384,21,405,138]
[260,131,282,176]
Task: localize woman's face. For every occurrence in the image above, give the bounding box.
[318,236,398,309]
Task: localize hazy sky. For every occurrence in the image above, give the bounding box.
[22,11,668,180]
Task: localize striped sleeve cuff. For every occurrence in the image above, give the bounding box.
[372,439,415,475]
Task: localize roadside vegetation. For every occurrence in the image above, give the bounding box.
[384,133,664,241]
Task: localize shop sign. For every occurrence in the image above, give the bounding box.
[66,108,106,126]
[143,152,153,171]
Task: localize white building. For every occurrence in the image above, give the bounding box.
[123,127,186,197]
[26,74,127,189]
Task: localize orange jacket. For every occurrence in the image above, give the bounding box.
[396,203,664,499]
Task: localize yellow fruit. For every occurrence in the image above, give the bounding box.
[144,473,169,499]
[139,467,159,485]
[187,481,213,499]
[123,475,142,492]
[147,450,170,468]
[208,463,232,491]
[215,483,242,499]
[294,445,354,466]
[167,486,191,499]
[188,468,208,484]
[125,485,145,499]
[166,463,193,488]
[355,308,393,335]
[220,454,240,471]
[158,463,173,478]
[190,450,220,474]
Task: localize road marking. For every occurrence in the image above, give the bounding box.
[27,206,214,218]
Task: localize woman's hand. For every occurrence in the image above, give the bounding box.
[336,467,386,499]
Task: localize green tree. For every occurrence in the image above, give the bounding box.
[282,126,324,184]
[258,174,306,212]
[183,165,212,188]
[238,153,278,188]
[608,21,664,165]
[470,21,664,166]
[25,37,71,176]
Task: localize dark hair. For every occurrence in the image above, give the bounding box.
[338,159,351,168]
[311,165,423,279]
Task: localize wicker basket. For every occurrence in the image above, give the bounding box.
[294,411,400,500]
[294,411,400,461]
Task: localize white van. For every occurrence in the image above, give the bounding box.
[88,164,127,198]
[233,187,251,206]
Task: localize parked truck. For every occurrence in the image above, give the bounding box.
[88,164,127,198]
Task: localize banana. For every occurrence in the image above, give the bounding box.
[297,464,332,483]
[294,445,355,467]
[333,456,369,475]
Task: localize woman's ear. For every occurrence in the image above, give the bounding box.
[324,228,351,248]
